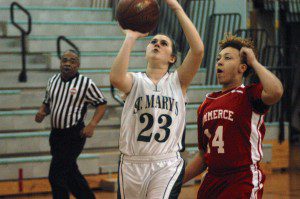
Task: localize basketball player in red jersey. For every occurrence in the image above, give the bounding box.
[182,35,283,198]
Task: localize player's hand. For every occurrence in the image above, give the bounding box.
[35,110,46,123]
[120,28,148,39]
[81,122,96,138]
[240,47,258,67]
[164,0,182,11]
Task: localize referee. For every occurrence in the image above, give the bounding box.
[35,49,107,199]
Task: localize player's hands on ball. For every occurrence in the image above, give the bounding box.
[121,28,149,39]
[81,122,96,138]
[240,47,258,67]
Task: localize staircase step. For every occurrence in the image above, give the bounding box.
[27,36,150,52]
[6,21,122,36]
[0,68,206,89]
[49,51,147,69]
[0,126,120,155]
[0,6,113,22]
[0,105,122,131]
[0,36,22,52]
[0,150,120,180]
[0,87,118,109]
[0,84,210,110]
[0,52,48,70]
[0,1,92,7]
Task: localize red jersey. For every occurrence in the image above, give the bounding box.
[198,84,269,175]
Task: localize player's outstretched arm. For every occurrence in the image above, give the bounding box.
[164,0,204,93]
[110,29,148,94]
[183,150,207,184]
[240,47,284,105]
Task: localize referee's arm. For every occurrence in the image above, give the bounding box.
[35,103,50,123]
[82,103,107,138]
[35,80,51,123]
[82,81,107,138]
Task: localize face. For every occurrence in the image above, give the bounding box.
[60,51,80,79]
[216,47,246,85]
[145,34,176,68]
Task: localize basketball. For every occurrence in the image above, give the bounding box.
[116,0,160,33]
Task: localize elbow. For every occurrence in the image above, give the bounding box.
[191,43,205,59]
[274,82,284,101]
[274,86,284,102]
[195,42,205,56]
[264,87,284,105]
[110,73,122,87]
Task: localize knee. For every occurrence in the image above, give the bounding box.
[48,167,64,186]
[48,172,58,185]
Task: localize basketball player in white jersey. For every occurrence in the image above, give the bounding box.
[110,0,204,198]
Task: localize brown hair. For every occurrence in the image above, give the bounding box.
[219,34,257,77]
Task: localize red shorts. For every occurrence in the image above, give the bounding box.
[197,168,265,199]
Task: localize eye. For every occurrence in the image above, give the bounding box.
[161,41,168,46]
[225,56,231,60]
[150,39,157,44]
[70,59,76,64]
[216,57,221,61]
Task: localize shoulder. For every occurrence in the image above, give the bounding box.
[50,73,60,80]
[78,74,92,83]
[48,73,60,84]
[197,98,209,114]
[132,72,148,84]
[167,71,180,86]
[168,71,178,79]
[244,83,262,92]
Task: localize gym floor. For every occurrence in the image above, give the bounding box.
[4,145,300,199]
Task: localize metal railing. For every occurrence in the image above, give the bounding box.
[203,13,242,85]
[262,45,284,66]
[179,0,215,60]
[10,2,32,82]
[56,36,80,59]
[267,65,296,142]
[90,0,111,8]
[286,0,300,22]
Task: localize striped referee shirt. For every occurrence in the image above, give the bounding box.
[43,73,107,129]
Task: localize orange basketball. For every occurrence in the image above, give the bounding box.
[116,0,160,33]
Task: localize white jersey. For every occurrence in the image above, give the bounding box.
[119,71,187,156]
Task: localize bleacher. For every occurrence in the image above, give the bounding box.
[0,0,294,197]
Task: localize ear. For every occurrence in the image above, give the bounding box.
[238,63,247,74]
[169,55,177,65]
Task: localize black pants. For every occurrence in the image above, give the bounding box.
[48,123,95,199]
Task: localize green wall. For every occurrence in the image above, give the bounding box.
[214,0,247,29]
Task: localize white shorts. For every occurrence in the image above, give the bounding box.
[118,152,185,199]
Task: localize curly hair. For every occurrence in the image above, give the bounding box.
[219,34,257,77]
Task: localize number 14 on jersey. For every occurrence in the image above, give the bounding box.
[204,126,225,154]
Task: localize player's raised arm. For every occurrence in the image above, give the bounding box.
[164,0,204,93]
[240,47,283,105]
[110,30,147,94]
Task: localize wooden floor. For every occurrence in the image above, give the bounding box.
[2,145,300,199]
